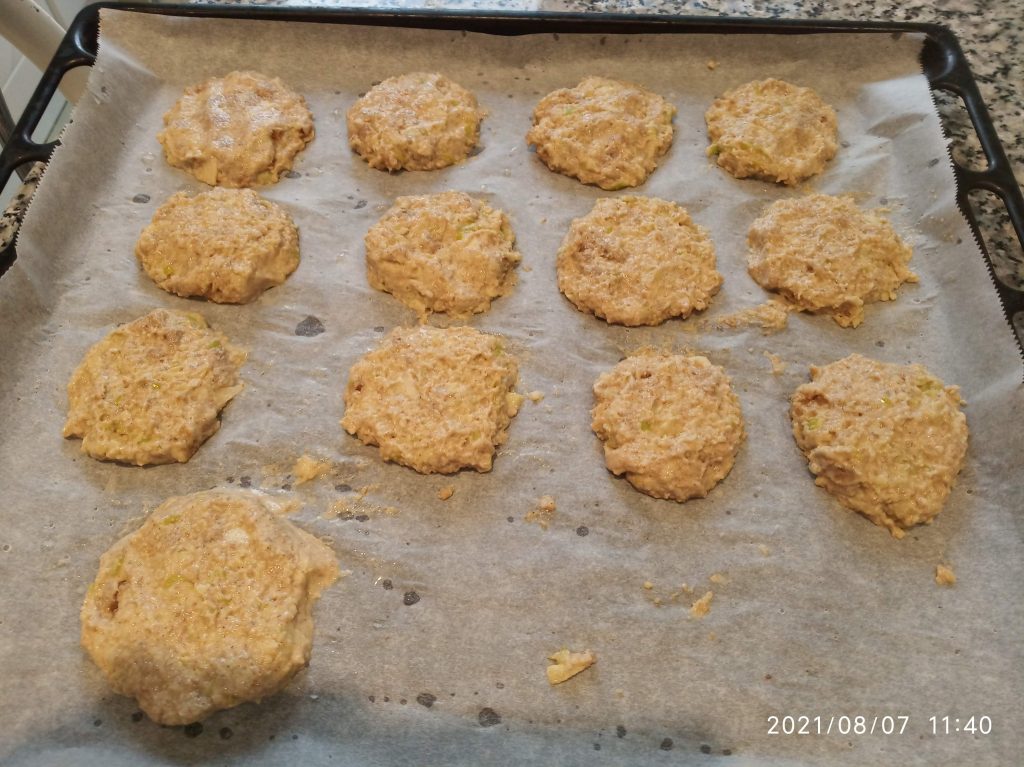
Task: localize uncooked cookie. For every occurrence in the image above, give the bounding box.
[365,191,519,317]
[136,188,300,304]
[557,196,721,326]
[790,354,968,538]
[341,326,522,474]
[527,77,676,190]
[63,309,245,465]
[705,78,837,185]
[747,194,916,327]
[591,353,744,502]
[158,70,314,187]
[81,489,338,725]
[347,72,484,171]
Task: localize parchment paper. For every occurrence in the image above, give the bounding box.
[1,10,1022,766]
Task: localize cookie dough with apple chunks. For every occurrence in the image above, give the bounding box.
[705,78,837,185]
[342,326,522,474]
[790,354,968,538]
[158,70,313,187]
[747,194,916,327]
[81,489,338,725]
[365,191,520,317]
[347,72,484,171]
[557,196,721,326]
[527,76,675,190]
[63,309,245,466]
[136,188,299,304]
[591,353,744,502]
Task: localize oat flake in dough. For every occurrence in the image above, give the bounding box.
[591,353,744,502]
[705,78,837,185]
[557,196,721,326]
[747,194,917,327]
[63,309,245,465]
[347,72,484,172]
[158,70,314,187]
[365,191,520,317]
[790,354,968,538]
[527,77,676,190]
[136,188,299,304]
[341,326,522,474]
[81,489,338,725]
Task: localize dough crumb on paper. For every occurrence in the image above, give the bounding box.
[708,572,727,585]
[706,59,718,70]
[437,485,455,501]
[527,390,545,403]
[935,564,956,586]
[525,495,556,529]
[702,299,792,334]
[758,544,772,556]
[764,351,786,375]
[546,648,597,685]
[293,454,331,485]
[690,590,714,618]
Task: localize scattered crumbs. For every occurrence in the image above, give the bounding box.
[525,495,556,529]
[690,590,714,618]
[643,580,654,590]
[935,564,956,586]
[437,485,455,501]
[758,544,772,557]
[706,59,718,70]
[416,692,436,708]
[703,299,792,334]
[131,193,150,204]
[709,573,727,585]
[653,597,663,607]
[292,454,331,485]
[546,648,597,685]
[522,264,533,272]
[680,582,693,595]
[338,569,353,579]
[764,351,786,375]
[403,590,420,606]
[527,390,545,403]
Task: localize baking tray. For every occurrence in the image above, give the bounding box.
[1,2,1024,358]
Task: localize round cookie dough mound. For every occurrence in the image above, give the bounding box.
[705,78,837,185]
[81,489,338,725]
[158,70,314,187]
[365,191,520,317]
[527,77,676,190]
[557,196,721,326]
[136,188,300,304]
[747,194,917,327]
[591,353,744,502]
[790,354,968,538]
[63,309,246,466]
[347,72,484,171]
[341,326,522,474]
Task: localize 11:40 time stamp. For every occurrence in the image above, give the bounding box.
[767,714,993,736]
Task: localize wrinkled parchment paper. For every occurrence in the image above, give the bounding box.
[1,10,1022,766]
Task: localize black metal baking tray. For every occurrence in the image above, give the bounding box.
[2,2,1023,354]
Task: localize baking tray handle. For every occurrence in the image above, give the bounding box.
[923,27,1024,356]
[0,11,97,274]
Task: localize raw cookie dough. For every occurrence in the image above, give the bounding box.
[63,309,245,465]
[135,188,300,304]
[341,326,522,474]
[556,196,721,326]
[158,70,314,187]
[705,78,837,185]
[591,353,744,502]
[747,194,916,327]
[347,72,484,171]
[527,77,676,190]
[790,354,968,538]
[365,191,520,316]
[81,489,338,725]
